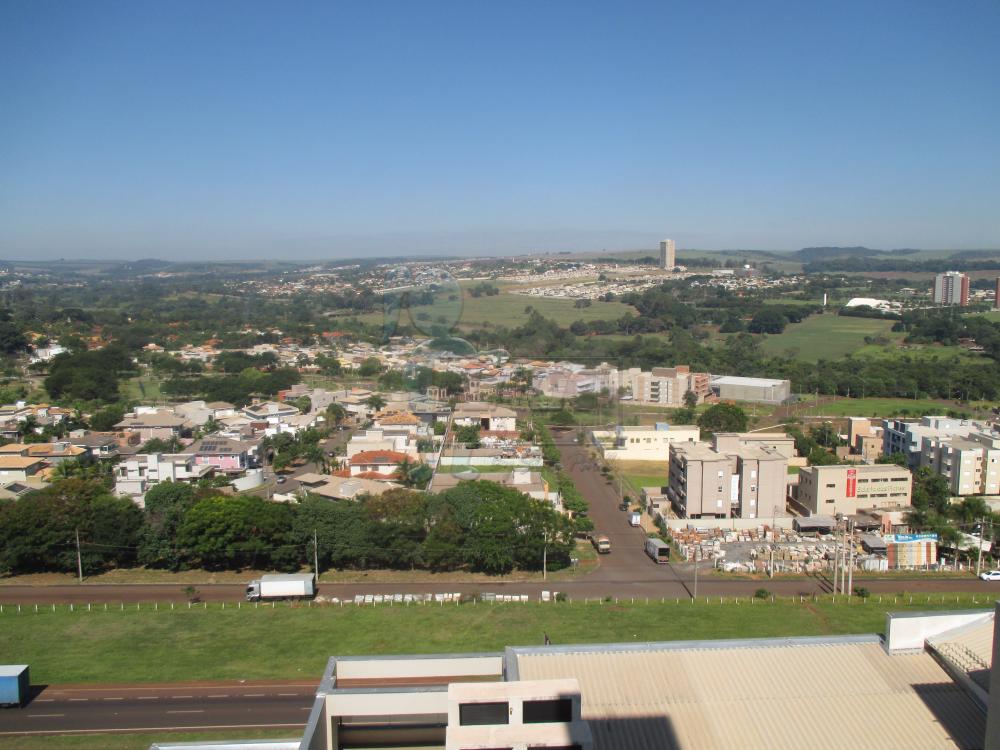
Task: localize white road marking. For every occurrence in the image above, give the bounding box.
[27,714,65,718]
[68,698,88,702]
[207,694,228,698]
[245,693,265,697]
[138,696,158,700]
[167,710,205,714]
[172,695,193,699]
[102,697,123,701]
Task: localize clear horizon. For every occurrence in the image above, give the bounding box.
[2,1,998,261]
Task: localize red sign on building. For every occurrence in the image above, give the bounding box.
[846,468,857,498]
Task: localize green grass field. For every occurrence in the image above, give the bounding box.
[795,397,979,418]
[0,595,989,686]
[121,374,164,402]
[758,314,898,361]
[354,283,635,331]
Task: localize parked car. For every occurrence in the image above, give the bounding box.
[979,570,1000,582]
[275,475,287,484]
[619,502,630,512]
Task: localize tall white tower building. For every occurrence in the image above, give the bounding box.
[659,239,676,270]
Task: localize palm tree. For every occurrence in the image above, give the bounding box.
[366,394,387,413]
[396,458,432,489]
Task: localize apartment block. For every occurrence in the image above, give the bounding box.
[796,463,912,517]
[659,238,676,270]
[933,271,970,306]
[667,435,788,519]
[882,416,982,468]
[921,431,1000,496]
[622,366,710,406]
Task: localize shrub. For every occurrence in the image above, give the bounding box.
[754,588,771,600]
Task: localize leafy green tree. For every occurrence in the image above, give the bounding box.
[365,394,387,412]
[294,396,312,414]
[683,390,698,410]
[454,424,481,447]
[697,403,749,435]
[176,495,298,570]
[326,402,347,424]
[548,409,576,426]
[358,358,384,377]
[137,481,198,569]
[877,452,908,467]
[293,495,370,569]
[0,480,143,574]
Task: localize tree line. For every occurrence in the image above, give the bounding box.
[0,478,577,577]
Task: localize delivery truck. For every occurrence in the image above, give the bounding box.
[629,512,642,527]
[246,573,316,602]
[0,665,29,707]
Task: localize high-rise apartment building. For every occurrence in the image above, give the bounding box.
[932,271,970,306]
[920,430,1000,496]
[659,239,676,270]
[994,277,1000,309]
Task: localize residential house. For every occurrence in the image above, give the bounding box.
[0,442,87,464]
[67,432,120,460]
[291,472,392,500]
[453,402,516,432]
[114,409,190,442]
[185,437,257,473]
[0,456,46,482]
[348,450,408,480]
[346,429,419,459]
[114,454,214,504]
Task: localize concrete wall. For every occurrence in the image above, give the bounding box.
[884,609,993,651]
[440,456,543,467]
[334,655,503,681]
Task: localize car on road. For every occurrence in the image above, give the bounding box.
[275,476,287,484]
[619,502,630,512]
[979,570,1000,581]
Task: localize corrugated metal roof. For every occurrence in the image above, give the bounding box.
[516,642,985,749]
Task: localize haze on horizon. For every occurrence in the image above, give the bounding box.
[1,1,998,262]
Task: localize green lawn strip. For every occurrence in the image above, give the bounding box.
[794,397,979,419]
[0,595,989,685]
[623,473,666,496]
[2,729,298,750]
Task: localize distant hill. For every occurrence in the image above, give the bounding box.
[794,246,884,261]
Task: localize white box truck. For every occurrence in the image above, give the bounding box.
[629,512,641,527]
[246,573,316,601]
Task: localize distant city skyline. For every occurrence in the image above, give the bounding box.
[1,1,998,260]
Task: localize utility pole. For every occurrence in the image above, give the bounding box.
[976,517,985,578]
[313,529,320,580]
[75,528,83,584]
[847,521,854,597]
[832,521,840,595]
[542,535,548,581]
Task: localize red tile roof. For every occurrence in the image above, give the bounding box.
[349,450,409,465]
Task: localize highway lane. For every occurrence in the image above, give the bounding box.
[0,682,314,736]
[0,574,996,606]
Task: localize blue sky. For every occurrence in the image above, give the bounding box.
[1,1,998,260]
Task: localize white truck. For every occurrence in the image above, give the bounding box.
[246,573,316,602]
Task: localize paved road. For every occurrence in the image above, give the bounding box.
[0,681,313,737]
